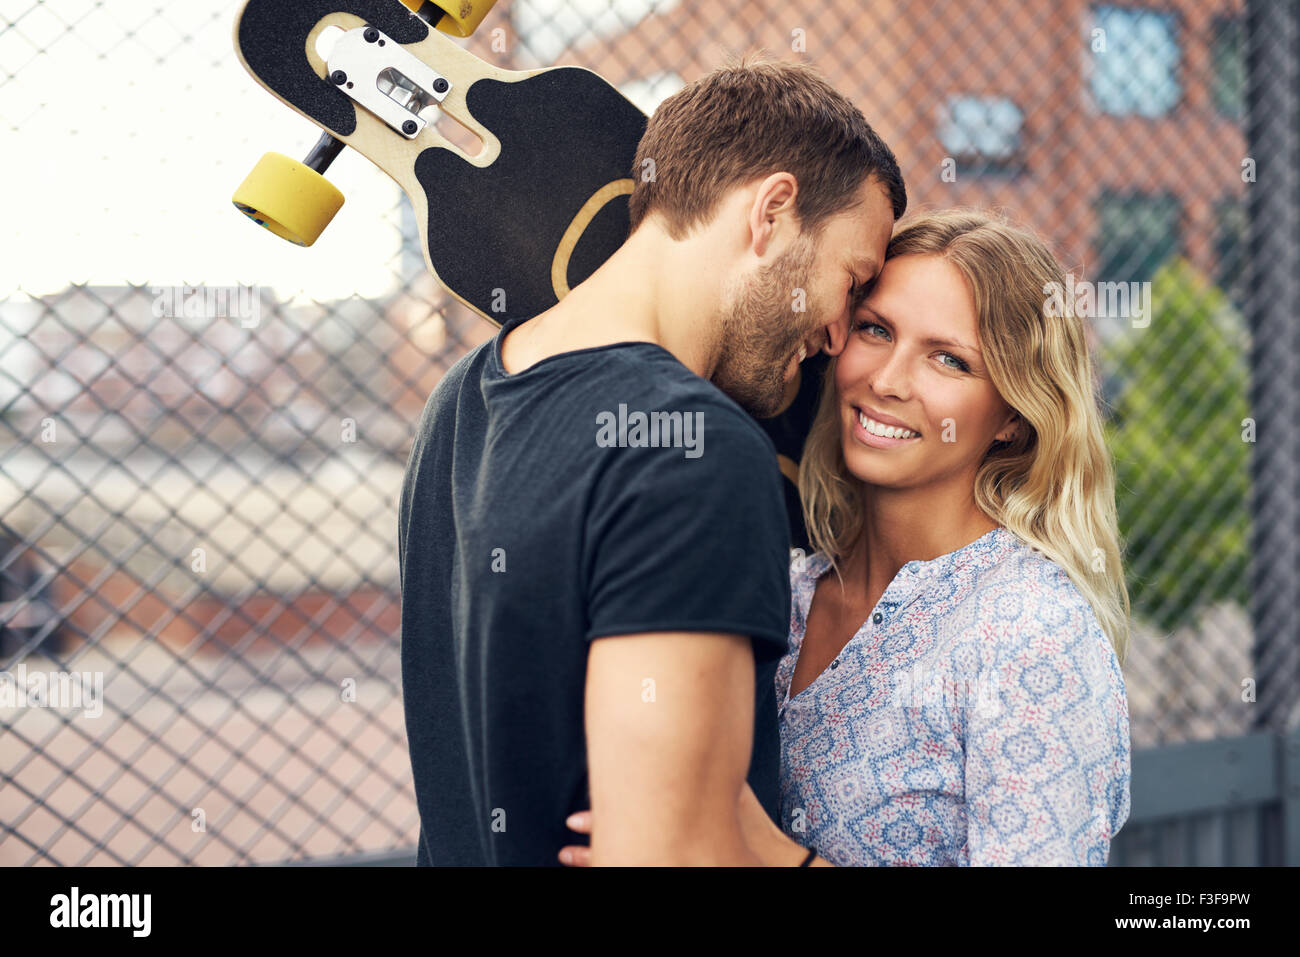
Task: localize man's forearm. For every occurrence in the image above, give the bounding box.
[594,824,765,866]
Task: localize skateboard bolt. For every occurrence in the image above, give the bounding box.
[330,70,347,85]
[403,120,418,135]
[363,27,379,43]
[433,78,449,94]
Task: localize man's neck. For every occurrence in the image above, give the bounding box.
[500,220,725,378]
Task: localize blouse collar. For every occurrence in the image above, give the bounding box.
[792,525,1020,590]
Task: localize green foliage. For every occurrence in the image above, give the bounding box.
[1101,259,1253,632]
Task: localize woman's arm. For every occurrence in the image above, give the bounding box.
[961,590,1130,865]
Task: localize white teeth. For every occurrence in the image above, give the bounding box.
[857,411,918,439]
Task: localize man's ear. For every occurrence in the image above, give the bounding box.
[748,172,799,260]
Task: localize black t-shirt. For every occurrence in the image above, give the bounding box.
[398,316,791,865]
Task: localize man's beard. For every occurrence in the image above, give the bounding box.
[711,232,819,418]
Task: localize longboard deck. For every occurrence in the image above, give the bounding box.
[234,0,645,322]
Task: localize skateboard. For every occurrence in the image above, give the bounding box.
[231,0,826,549]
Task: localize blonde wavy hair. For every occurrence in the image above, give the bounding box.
[799,209,1131,665]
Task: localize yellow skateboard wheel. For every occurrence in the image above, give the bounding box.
[232,152,344,247]
[400,0,498,38]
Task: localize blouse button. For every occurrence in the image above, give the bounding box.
[872,612,883,624]
[830,659,840,669]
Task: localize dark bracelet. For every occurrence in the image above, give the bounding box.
[799,847,817,867]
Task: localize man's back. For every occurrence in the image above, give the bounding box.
[398,316,792,865]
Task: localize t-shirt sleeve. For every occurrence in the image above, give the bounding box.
[583,406,791,659]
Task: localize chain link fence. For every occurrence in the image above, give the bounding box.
[1,0,1295,865]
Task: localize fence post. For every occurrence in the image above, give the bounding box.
[1277,721,1300,866]
[1245,1,1300,733]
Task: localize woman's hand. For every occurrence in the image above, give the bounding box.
[557,784,811,866]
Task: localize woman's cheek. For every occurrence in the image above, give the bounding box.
[834,339,873,389]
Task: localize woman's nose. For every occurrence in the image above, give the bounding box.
[869,351,911,398]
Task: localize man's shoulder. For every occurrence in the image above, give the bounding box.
[590,381,776,491]
[414,338,493,428]
[432,337,493,398]
[416,334,777,463]
[596,348,778,453]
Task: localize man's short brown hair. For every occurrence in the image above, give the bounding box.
[627,52,906,240]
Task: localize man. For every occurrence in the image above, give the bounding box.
[399,52,905,865]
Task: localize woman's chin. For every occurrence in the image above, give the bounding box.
[841,455,911,489]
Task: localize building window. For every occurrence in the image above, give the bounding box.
[1095,191,1182,283]
[1089,5,1182,117]
[936,95,1024,176]
[1211,16,1245,121]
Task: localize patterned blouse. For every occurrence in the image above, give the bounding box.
[776,526,1130,866]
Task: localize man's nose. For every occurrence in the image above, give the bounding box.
[819,312,851,357]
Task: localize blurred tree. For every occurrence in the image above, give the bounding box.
[1101,259,1253,632]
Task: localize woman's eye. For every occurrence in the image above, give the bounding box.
[854,323,971,373]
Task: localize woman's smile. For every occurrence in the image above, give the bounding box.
[849,405,923,448]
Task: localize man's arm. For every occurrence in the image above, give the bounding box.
[584,630,764,865]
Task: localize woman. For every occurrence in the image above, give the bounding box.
[562,209,1132,865]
